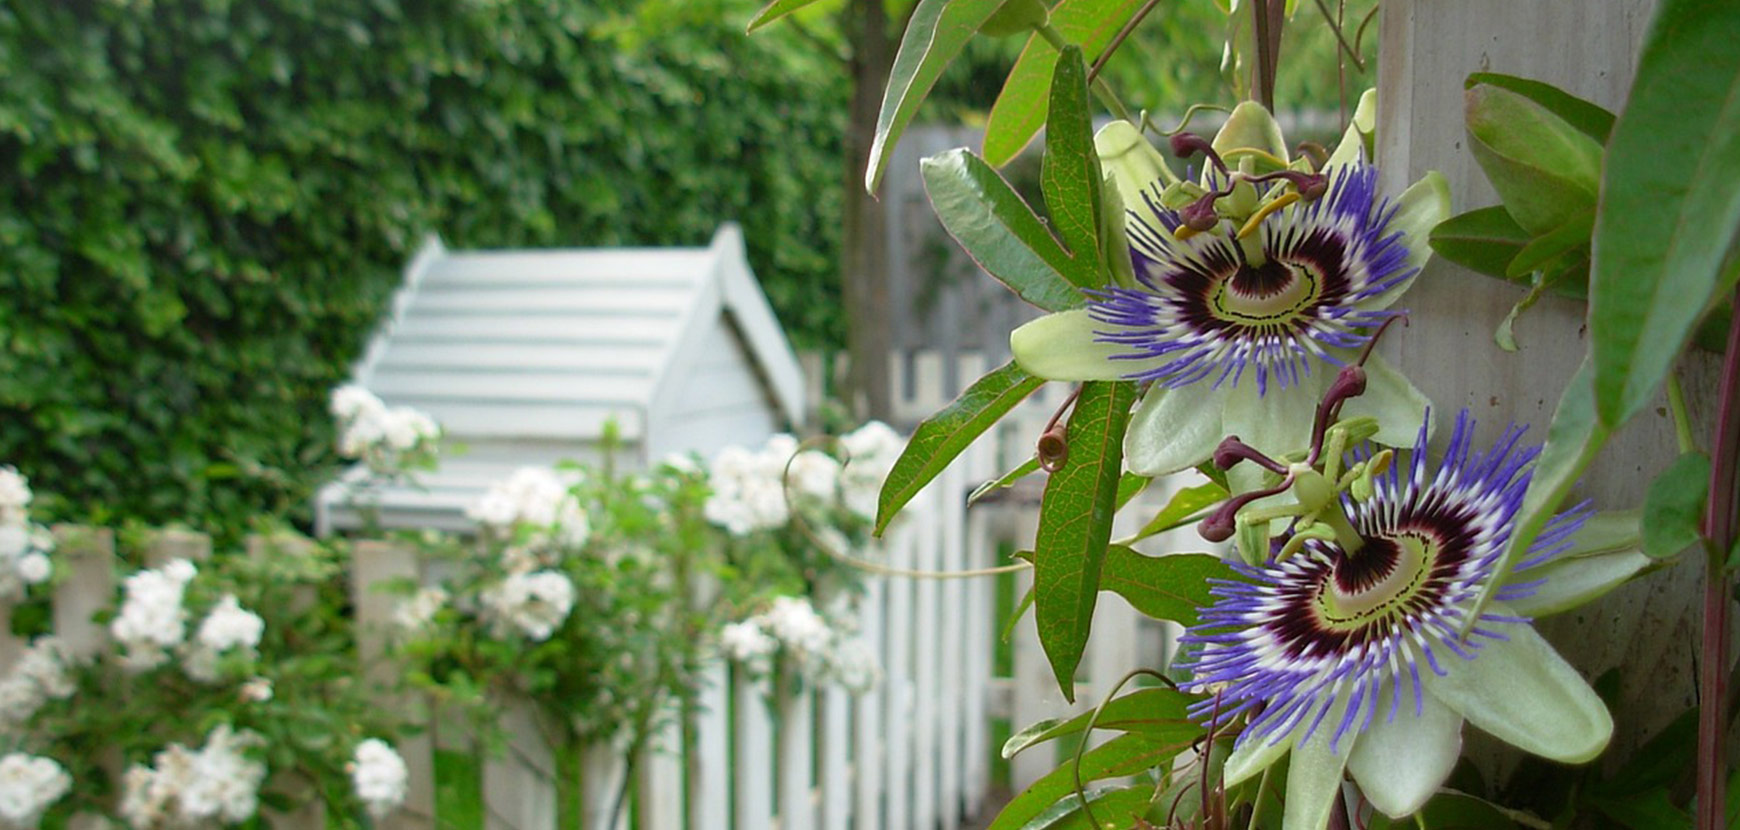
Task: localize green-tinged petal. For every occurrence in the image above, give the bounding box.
[1010,310,1147,381]
[1364,171,1452,309]
[1423,615,1613,763]
[1340,354,1433,449]
[1123,382,1227,476]
[1284,713,1353,830]
[1095,120,1174,207]
[1223,728,1294,788]
[1506,511,1648,617]
[1221,371,1328,462]
[1325,89,1378,168]
[1346,689,1462,818]
[1213,101,1290,162]
[1094,122,1166,289]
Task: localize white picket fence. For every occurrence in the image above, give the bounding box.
[346,426,1007,830]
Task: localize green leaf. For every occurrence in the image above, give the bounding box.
[1115,472,1149,508]
[875,360,1045,535]
[922,149,1088,311]
[983,0,1147,167]
[1429,206,1534,280]
[1099,548,1231,626]
[1004,584,1037,642]
[1589,0,1740,428]
[1466,360,1611,633]
[1642,452,1710,559]
[989,733,1185,830]
[1505,207,1594,279]
[1465,72,1617,141]
[1035,380,1137,701]
[744,0,827,31]
[1465,84,1604,235]
[1018,786,1153,829]
[1001,687,1197,759]
[1126,481,1228,542]
[969,456,1043,505]
[1040,46,1105,288]
[867,0,1014,192]
[1589,787,1692,830]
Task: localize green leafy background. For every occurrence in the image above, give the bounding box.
[0,0,846,533]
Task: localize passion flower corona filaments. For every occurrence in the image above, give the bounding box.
[1179,411,1646,828]
[1011,93,1450,477]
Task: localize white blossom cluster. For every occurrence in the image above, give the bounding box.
[703,434,840,536]
[701,424,906,536]
[838,421,905,521]
[119,725,268,828]
[392,586,449,633]
[0,467,54,600]
[467,467,591,552]
[181,594,265,684]
[110,559,197,672]
[720,596,877,691]
[349,739,409,818]
[0,752,71,827]
[0,637,78,728]
[330,384,441,472]
[480,569,575,641]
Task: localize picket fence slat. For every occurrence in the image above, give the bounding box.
[734,671,775,829]
[582,743,630,830]
[777,686,816,830]
[818,686,851,830]
[882,516,915,830]
[691,661,732,830]
[937,458,966,830]
[638,721,685,830]
[350,540,437,830]
[852,557,886,830]
[484,698,558,830]
[911,489,940,830]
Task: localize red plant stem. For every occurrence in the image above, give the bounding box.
[1698,286,1740,830]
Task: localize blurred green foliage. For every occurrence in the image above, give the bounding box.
[0,0,846,533]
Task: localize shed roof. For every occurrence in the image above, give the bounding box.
[316,224,805,534]
[355,223,804,439]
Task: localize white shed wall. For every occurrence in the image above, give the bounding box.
[648,315,781,463]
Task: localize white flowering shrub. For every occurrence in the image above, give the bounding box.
[0,521,411,826]
[329,384,441,477]
[348,738,409,818]
[0,467,54,602]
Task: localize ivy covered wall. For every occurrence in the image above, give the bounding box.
[0,0,845,532]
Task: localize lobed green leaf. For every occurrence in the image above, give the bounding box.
[983,0,1147,167]
[1588,0,1740,428]
[1034,380,1137,701]
[875,360,1046,535]
[921,149,1088,311]
[867,0,1014,192]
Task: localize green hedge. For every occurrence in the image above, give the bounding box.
[0,0,845,532]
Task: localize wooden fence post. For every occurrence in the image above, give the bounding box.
[733,670,774,829]
[1376,0,1711,764]
[776,684,816,830]
[689,661,731,829]
[350,540,437,830]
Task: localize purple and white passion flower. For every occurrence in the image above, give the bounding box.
[1180,411,1646,828]
[1011,93,1450,477]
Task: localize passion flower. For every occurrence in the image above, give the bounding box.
[1179,411,1646,828]
[1011,93,1450,477]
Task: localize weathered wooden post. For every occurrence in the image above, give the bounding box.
[350,540,438,830]
[1377,0,1716,763]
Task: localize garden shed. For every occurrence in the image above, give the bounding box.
[315,224,806,535]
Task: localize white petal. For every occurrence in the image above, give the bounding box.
[1284,711,1353,830]
[1347,689,1463,818]
[1220,372,1326,463]
[1423,617,1613,763]
[1339,353,1433,450]
[1364,171,1452,310]
[1123,383,1226,476]
[1009,310,1152,381]
[1325,89,1378,169]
